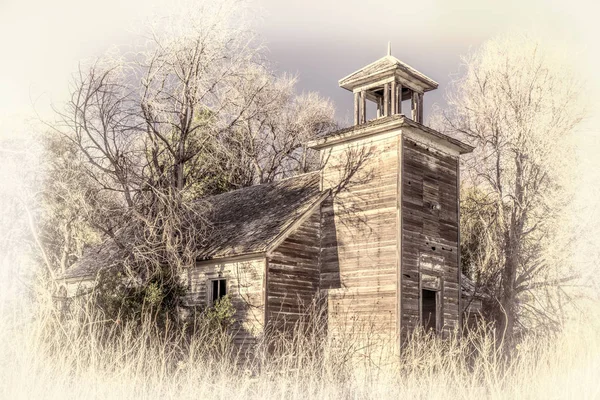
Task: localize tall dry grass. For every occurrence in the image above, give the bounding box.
[1,297,599,400]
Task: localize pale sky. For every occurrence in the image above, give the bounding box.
[0,0,599,289]
[0,0,598,123]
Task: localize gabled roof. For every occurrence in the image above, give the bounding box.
[61,172,326,280]
[339,55,438,92]
[197,171,324,260]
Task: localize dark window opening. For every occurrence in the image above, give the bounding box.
[211,279,227,304]
[422,289,437,332]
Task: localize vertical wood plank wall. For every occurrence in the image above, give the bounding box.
[267,209,321,330]
[320,133,399,340]
[185,259,265,351]
[401,136,460,334]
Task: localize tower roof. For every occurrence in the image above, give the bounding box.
[339,55,438,93]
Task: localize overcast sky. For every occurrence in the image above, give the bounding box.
[2,0,597,199]
[0,0,597,123]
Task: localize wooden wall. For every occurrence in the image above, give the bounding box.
[320,132,400,341]
[401,135,460,335]
[185,258,265,351]
[267,209,321,331]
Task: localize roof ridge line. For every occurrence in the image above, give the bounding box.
[196,171,320,202]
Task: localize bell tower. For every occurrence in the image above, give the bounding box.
[309,47,473,344]
[339,43,438,125]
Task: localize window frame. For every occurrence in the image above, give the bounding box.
[208,278,228,305]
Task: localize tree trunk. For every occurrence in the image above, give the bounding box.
[499,153,525,352]
[500,227,518,349]
[176,137,185,190]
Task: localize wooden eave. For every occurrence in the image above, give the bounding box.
[307,115,474,154]
[60,274,95,283]
[191,252,269,268]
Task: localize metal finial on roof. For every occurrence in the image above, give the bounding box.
[387,42,391,56]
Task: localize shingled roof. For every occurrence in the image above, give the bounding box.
[61,171,325,280]
[197,171,323,259]
[461,273,490,300]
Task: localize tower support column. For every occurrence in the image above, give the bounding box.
[354,92,360,125]
[397,84,402,114]
[391,80,397,115]
[360,90,366,124]
[417,92,423,123]
[383,83,390,117]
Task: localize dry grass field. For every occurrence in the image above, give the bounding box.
[1,296,599,400]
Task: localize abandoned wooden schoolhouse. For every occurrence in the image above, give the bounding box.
[61,49,483,348]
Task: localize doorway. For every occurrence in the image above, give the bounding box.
[421,289,438,332]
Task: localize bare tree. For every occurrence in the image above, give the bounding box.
[39,135,103,278]
[41,0,336,318]
[220,72,336,186]
[437,34,585,345]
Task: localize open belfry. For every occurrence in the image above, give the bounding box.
[61,46,478,349]
[343,43,434,125]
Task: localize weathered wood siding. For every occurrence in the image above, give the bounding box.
[185,258,265,350]
[267,208,321,330]
[401,135,460,334]
[320,131,400,340]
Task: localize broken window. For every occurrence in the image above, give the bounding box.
[421,289,438,332]
[211,279,227,304]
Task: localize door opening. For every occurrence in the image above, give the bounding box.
[421,289,438,332]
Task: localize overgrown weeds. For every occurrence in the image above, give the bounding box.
[1,298,599,399]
